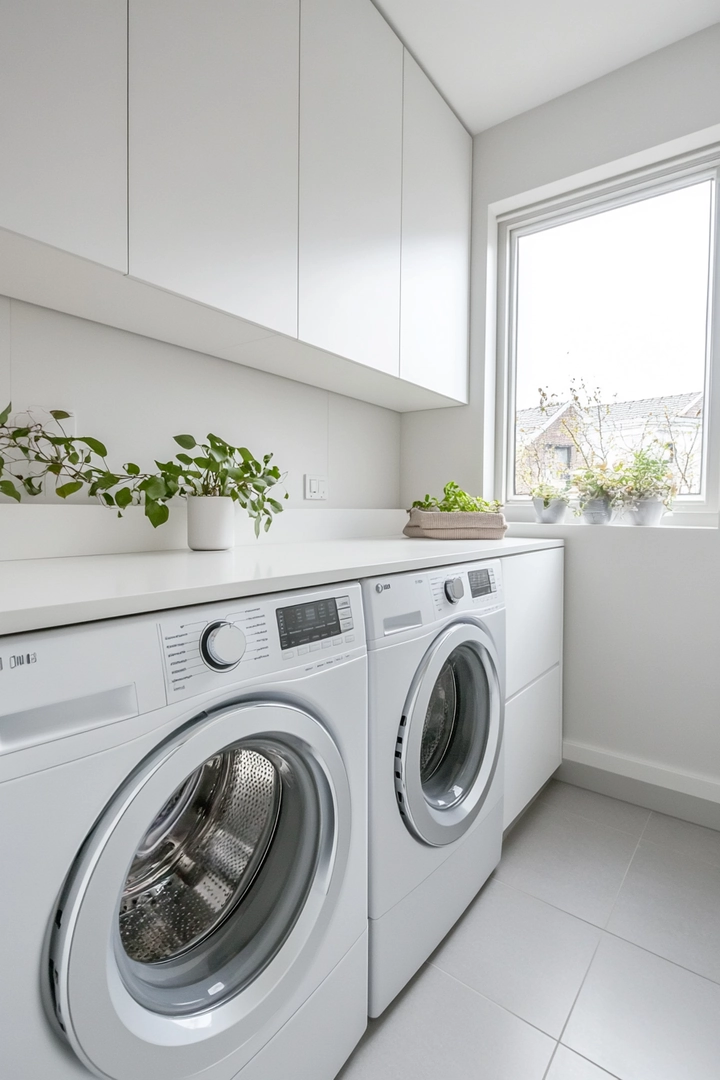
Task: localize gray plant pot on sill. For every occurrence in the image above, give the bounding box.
[629,496,666,527]
[581,497,612,525]
[532,497,568,524]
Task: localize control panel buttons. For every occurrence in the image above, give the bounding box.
[200,621,247,670]
[444,577,465,604]
[337,595,351,609]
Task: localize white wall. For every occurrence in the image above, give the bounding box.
[0,297,400,548]
[401,21,720,814]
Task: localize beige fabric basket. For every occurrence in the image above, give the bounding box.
[403,508,507,540]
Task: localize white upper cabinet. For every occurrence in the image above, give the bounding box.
[299,0,403,375]
[400,53,471,401]
[128,1,299,337]
[0,0,127,270]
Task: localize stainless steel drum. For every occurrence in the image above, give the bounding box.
[119,749,281,965]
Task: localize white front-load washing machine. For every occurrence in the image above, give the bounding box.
[362,559,505,1016]
[0,583,367,1080]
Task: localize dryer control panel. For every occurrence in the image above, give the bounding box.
[362,560,504,644]
[159,583,364,702]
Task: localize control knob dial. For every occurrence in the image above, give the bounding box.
[200,621,246,670]
[444,576,465,604]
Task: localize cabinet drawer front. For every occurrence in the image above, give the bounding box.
[504,665,562,829]
[504,548,564,698]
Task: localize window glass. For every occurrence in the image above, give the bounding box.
[513,180,713,498]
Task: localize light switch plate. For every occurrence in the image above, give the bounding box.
[304,474,328,500]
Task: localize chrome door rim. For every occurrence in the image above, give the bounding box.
[48,701,351,1080]
[395,622,503,847]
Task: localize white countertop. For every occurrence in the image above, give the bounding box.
[0,536,563,636]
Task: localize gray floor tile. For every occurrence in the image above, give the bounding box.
[643,811,720,869]
[606,839,720,983]
[539,782,651,839]
[495,801,639,926]
[430,878,601,1037]
[336,963,554,1080]
[547,1046,619,1079]
[563,935,720,1080]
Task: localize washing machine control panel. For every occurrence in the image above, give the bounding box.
[159,585,364,701]
[276,594,353,652]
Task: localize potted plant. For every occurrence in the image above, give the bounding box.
[616,449,676,526]
[404,481,506,539]
[530,482,571,524]
[151,433,286,549]
[573,463,623,525]
[0,404,287,549]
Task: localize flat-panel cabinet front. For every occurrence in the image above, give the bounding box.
[504,665,562,829]
[400,53,471,401]
[129,0,299,336]
[0,0,127,270]
[504,547,564,700]
[299,0,403,375]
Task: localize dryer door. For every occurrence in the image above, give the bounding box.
[48,701,351,1080]
[395,622,503,847]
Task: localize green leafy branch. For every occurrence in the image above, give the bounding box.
[0,404,287,535]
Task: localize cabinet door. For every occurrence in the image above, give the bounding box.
[504,547,564,699]
[299,0,403,374]
[129,0,299,336]
[504,665,562,829]
[400,53,471,401]
[0,0,127,270]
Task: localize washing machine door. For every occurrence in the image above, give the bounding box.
[48,701,351,1080]
[395,621,503,847]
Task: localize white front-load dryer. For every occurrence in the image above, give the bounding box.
[0,583,367,1080]
[362,560,505,1016]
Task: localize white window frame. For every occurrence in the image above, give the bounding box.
[494,145,720,527]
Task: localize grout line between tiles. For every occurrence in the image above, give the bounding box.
[600,925,720,989]
[427,961,558,1043]
[489,875,609,934]
[533,789,653,840]
[602,815,650,928]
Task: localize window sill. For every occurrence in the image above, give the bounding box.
[503,504,718,529]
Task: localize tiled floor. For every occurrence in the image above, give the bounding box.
[338,781,720,1080]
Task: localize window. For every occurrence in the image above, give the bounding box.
[496,150,720,518]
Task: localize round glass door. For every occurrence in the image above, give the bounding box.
[396,623,502,847]
[48,702,352,1080]
[113,736,323,1016]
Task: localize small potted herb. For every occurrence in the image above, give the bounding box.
[530,482,571,524]
[573,463,623,525]
[405,481,506,539]
[618,449,676,526]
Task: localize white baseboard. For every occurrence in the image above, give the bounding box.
[559,739,720,830]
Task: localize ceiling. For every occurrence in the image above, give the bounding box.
[372,0,720,133]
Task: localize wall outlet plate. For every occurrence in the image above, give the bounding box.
[304,474,328,500]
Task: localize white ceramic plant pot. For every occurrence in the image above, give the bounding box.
[186,495,235,550]
[532,498,568,524]
[630,496,665,527]
[581,497,612,525]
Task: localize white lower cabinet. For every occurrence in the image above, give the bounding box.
[503,665,563,830]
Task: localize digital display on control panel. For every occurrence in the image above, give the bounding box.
[276,598,344,650]
[468,568,495,598]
